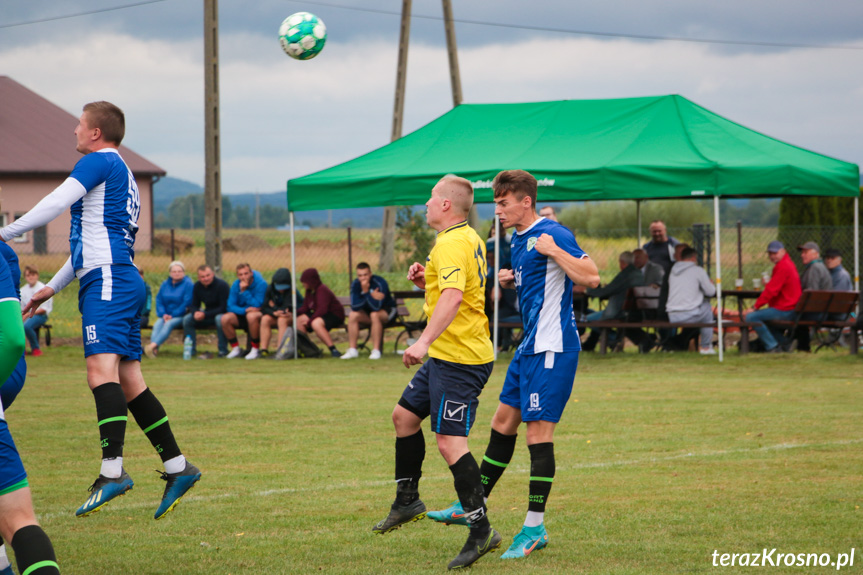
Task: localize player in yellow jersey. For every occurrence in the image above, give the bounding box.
[372,175,500,570]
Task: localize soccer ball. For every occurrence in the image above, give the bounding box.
[279,12,327,60]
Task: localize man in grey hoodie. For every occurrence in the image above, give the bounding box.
[666,247,717,354]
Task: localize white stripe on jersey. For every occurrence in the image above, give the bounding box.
[533,256,566,353]
[0,297,18,303]
[81,182,112,267]
[100,265,113,301]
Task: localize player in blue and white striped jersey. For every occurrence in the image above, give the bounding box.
[1,101,200,521]
[428,169,600,561]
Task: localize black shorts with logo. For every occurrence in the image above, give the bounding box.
[398,358,494,437]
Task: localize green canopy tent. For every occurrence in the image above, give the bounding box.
[286,95,860,361]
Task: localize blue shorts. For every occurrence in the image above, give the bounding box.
[0,419,28,496]
[500,350,579,423]
[399,358,494,437]
[79,265,145,360]
[0,354,27,409]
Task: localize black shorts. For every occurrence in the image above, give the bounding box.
[398,358,494,437]
[235,314,250,332]
[308,312,343,331]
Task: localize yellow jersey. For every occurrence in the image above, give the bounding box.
[423,221,494,365]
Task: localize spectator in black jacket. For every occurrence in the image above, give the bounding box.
[182,264,230,358]
[259,268,303,356]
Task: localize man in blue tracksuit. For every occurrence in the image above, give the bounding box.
[219,263,268,359]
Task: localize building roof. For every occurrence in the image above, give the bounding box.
[0,76,166,177]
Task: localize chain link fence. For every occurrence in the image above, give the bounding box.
[15,224,861,342]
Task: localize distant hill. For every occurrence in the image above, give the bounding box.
[151,176,780,228]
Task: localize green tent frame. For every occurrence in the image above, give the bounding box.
[285,95,860,361]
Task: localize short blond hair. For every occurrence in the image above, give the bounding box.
[437,174,474,216]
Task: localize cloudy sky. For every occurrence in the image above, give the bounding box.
[3,0,862,195]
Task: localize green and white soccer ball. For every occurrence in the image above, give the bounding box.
[279,12,327,60]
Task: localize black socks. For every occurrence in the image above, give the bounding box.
[11,525,59,575]
[394,430,425,505]
[93,383,126,460]
[128,388,181,463]
[479,428,517,498]
[527,442,555,513]
[450,452,490,536]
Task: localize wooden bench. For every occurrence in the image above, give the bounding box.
[580,286,757,354]
[763,289,859,354]
[337,297,418,353]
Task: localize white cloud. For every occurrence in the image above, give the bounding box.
[2,30,860,197]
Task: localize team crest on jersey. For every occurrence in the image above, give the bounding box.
[527,237,537,252]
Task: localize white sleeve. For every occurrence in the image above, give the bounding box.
[0,177,87,241]
[46,257,76,295]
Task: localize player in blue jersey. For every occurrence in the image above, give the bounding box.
[1,101,200,521]
[0,242,26,412]
[0,251,60,575]
[428,169,600,560]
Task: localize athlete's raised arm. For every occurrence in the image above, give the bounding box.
[534,233,600,288]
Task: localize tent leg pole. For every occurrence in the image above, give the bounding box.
[855,196,860,293]
[290,212,298,359]
[636,200,642,249]
[714,196,723,363]
[493,214,500,360]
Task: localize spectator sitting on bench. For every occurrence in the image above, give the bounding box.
[145,260,193,358]
[221,262,268,359]
[633,248,664,287]
[666,247,717,355]
[742,241,801,353]
[20,266,52,357]
[576,251,644,352]
[793,241,833,352]
[297,268,345,358]
[259,267,303,357]
[138,266,152,329]
[341,262,394,360]
[824,248,853,291]
[182,264,230,359]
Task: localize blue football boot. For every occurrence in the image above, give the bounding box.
[75,470,134,517]
[154,461,201,520]
[427,500,469,526]
[501,524,549,559]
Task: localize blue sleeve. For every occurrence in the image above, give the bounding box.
[69,153,110,192]
[553,225,586,259]
[227,281,244,315]
[349,280,364,311]
[155,280,168,316]
[250,278,268,308]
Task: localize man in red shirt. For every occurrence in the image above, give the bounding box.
[743,241,801,352]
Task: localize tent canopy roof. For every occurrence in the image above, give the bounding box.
[287,95,859,211]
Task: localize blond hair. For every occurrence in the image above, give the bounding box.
[437,174,474,216]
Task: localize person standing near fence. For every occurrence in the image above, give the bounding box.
[1,101,201,519]
[19,266,52,357]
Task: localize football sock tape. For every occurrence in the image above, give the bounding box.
[394,430,425,504]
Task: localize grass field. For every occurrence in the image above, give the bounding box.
[6,347,862,574]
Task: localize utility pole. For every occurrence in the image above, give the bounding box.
[204,0,223,274]
[441,0,479,230]
[379,0,411,272]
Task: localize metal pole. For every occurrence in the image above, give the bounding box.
[379,0,412,272]
[636,200,642,248]
[854,196,860,292]
[203,0,223,275]
[493,215,500,359]
[736,220,743,282]
[714,196,723,362]
[170,228,175,262]
[290,211,298,358]
[347,226,353,287]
